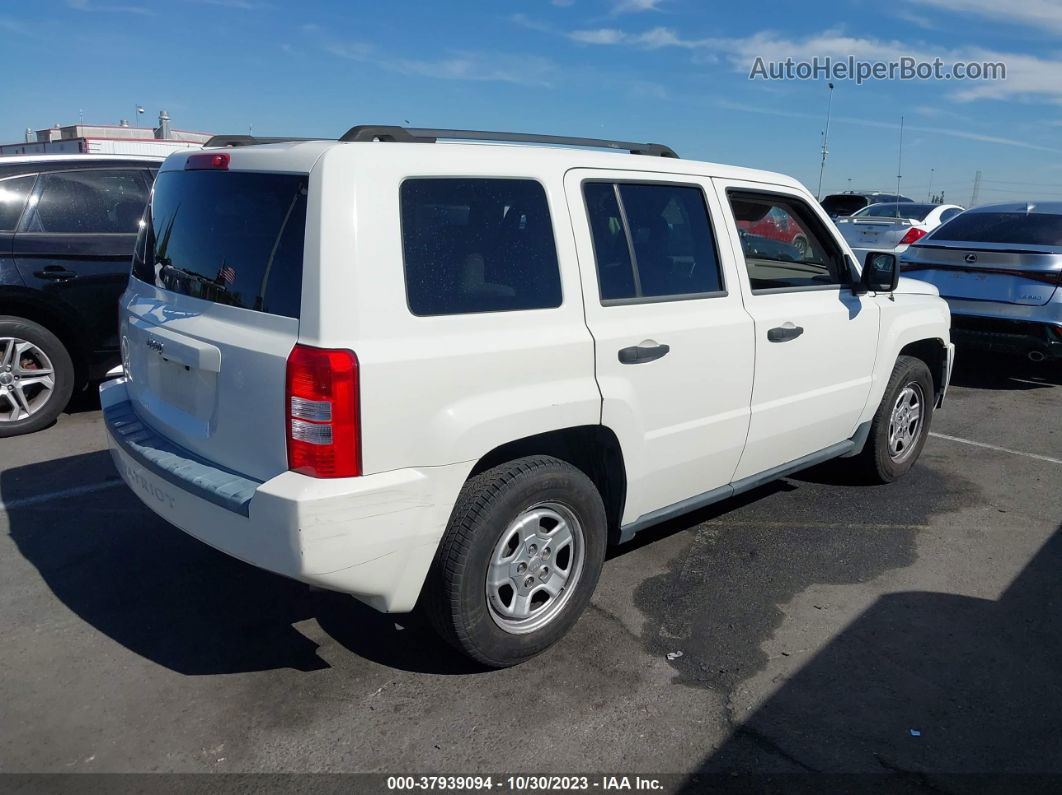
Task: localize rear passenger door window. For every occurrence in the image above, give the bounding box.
[400,178,562,316]
[20,169,149,234]
[728,191,849,291]
[583,182,724,303]
[0,175,36,231]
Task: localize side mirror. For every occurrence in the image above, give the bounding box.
[860,251,899,293]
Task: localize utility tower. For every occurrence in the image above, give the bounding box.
[815,82,835,200]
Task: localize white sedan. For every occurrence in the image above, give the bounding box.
[836,202,965,265]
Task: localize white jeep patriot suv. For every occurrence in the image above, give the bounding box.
[102,126,954,667]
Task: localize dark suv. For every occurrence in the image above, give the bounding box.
[821,191,913,219]
[0,154,161,436]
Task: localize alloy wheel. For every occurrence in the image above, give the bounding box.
[485,502,585,635]
[888,381,924,462]
[0,337,56,423]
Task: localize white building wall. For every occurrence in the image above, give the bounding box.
[0,138,204,157]
[81,139,203,156]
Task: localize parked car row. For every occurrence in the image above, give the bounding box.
[823,191,1060,363]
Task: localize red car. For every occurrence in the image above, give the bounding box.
[736,207,811,259]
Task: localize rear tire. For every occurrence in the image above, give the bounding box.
[0,316,75,438]
[857,355,934,483]
[425,455,607,667]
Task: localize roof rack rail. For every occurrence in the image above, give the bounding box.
[338,125,678,158]
[204,135,320,148]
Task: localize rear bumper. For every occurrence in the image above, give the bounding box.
[950,314,1062,360]
[101,378,472,612]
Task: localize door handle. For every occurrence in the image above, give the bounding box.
[34,268,78,281]
[618,341,670,364]
[767,323,804,342]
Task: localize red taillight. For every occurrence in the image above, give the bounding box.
[285,345,361,478]
[185,152,230,170]
[899,227,928,245]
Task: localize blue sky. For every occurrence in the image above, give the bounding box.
[2,0,1061,205]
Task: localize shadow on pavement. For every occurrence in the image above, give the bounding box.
[949,349,1061,391]
[64,384,104,415]
[3,451,481,677]
[606,480,796,561]
[689,524,1062,786]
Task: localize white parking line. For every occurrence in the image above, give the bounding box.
[0,480,125,513]
[929,432,1062,465]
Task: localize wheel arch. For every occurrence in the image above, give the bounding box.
[469,425,628,544]
[861,297,952,423]
[0,288,88,388]
[898,337,948,404]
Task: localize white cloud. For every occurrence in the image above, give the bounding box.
[716,99,1062,155]
[611,0,664,15]
[311,30,557,88]
[569,26,696,46]
[510,13,554,33]
[569,26,1062,105]
[893,9,937,29]
[629,79,669,99]
[912,104,972,122]
[322,40,375,61]
[66,0,153,14]
[190,0,268,9]
[395,52,557,86]
[0,16,32,35]
[570,28,627,44]
[910,0,1062,33]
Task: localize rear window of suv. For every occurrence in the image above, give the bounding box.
[856,203,936,220]
[821,195,868,217]
[400,178,562,316]
[132,170,307,319]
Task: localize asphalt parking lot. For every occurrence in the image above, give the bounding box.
[1,353,1059,784]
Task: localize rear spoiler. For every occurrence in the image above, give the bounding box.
[204,135,319,148]
[851,217,917,225]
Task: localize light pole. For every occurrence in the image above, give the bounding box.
[816,82,834,200]
[895,115,904,200]
[928,167,935,202]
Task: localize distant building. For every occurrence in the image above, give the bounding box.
[0,111,212,157]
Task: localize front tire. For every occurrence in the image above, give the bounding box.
[858,355,934,483]
[0,316,75,438]
[425,456,607,667]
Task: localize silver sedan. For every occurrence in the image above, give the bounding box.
[899,202,1062,363]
